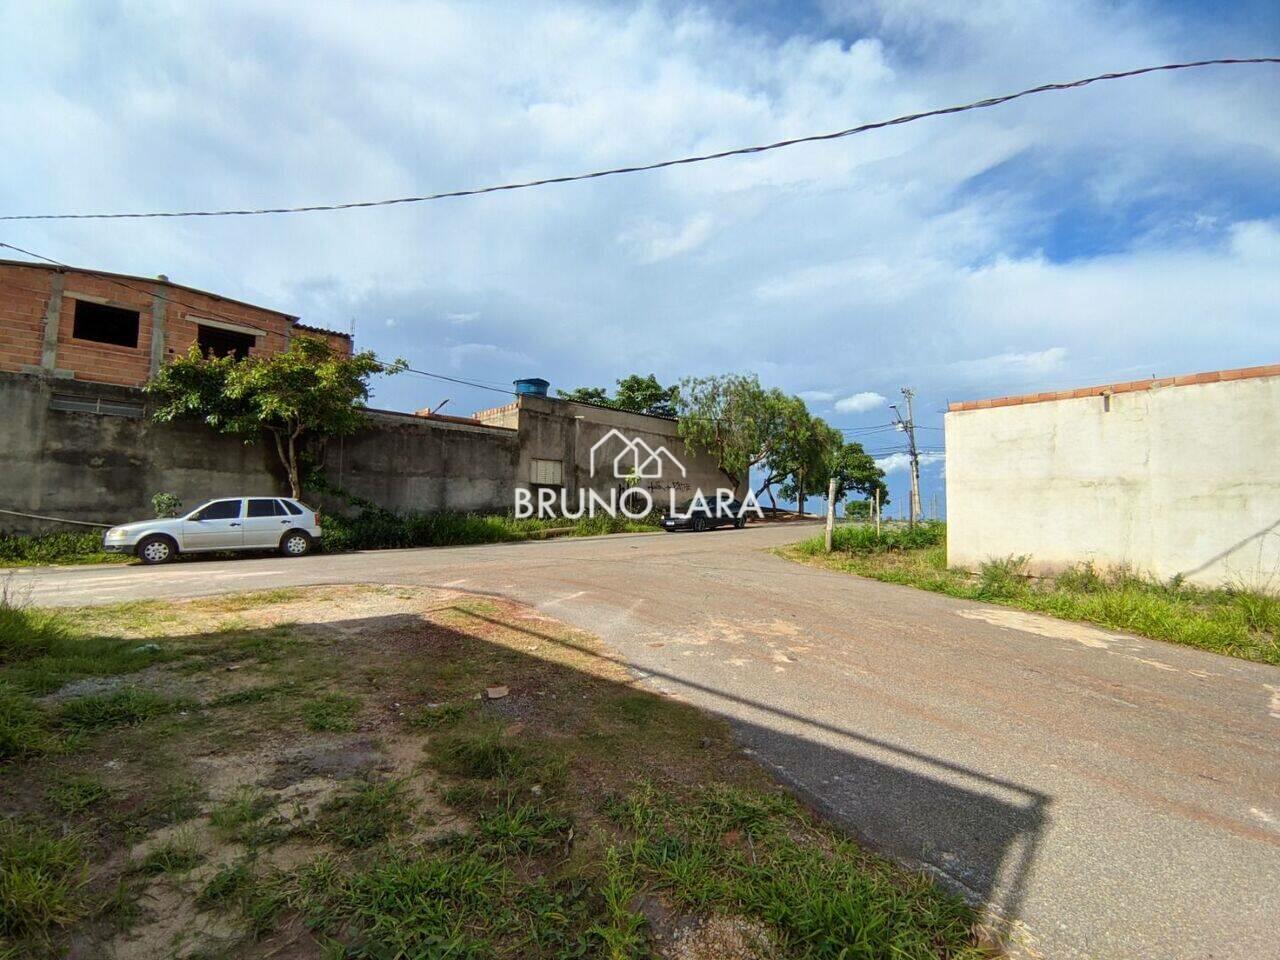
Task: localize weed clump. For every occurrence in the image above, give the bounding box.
[0,821,87,940]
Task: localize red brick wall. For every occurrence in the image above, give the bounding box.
[0,263,54,373]
[0,263,352,387]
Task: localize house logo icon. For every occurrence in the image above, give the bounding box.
[589,429,687,480]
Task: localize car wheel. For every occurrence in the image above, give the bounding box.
[137,535,176,565]
[692,516,707,532]
[280,530,312,557]
[734,517,746,529]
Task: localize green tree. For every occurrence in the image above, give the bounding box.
[784,440,888,512]
[676,374,798,488]
[145,337,401,498]
[557,373,678,417]
[613,374,678,417]
[555,385,611,405]
[775,418,842,510]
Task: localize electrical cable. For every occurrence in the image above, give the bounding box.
[2,57,1274,222]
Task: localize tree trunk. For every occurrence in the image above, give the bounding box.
[269,429,303,499]
[286,430,302,499]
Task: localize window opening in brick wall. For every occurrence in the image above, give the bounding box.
[72,300,140,348]
[197,324,255,360]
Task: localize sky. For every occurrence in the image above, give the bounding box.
[1,0,1277,512]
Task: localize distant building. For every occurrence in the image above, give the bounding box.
[0,259,351,390]
[945,364,1280,589]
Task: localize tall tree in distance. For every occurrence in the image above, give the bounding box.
[557,373,678,417]
[676,373,794,488]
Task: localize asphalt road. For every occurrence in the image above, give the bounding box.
[9,526,1279,959]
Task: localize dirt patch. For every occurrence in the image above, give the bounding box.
[265,735,391,787]
[664,914,777,960]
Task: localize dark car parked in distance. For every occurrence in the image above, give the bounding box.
[661,497,747,532]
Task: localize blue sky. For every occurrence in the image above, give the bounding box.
[1,1,1277,511]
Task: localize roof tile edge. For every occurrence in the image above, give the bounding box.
[947,363,1280,413]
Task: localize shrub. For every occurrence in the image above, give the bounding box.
[1055,562,1104,593]
[151,492,183,518]
[797,521,945,556]
[0,531,117,566]
[320,506,657,553]
[975,555,1030,600]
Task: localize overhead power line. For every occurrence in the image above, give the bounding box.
[2,57,1275,223]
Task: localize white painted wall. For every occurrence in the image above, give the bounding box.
[945,375,1280,590]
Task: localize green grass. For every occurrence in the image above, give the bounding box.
[300,693,361,732]
[787,523,1280,665]
[407,700,474,730]
[209,786,278,847]
[0,531,127,568]
[58,688,177,732]
[0,821,87,941]
[475,798,571,854]
[0,598,165,697]
[138,829,204,876]
[311,779,412,849]
[46,776,111,815]
[0,596,174,761]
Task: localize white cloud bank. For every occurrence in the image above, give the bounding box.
[876,451,946,474]
[834,391,887,413]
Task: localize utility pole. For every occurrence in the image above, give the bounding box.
[824,476,837,552]
[891,388,922,527]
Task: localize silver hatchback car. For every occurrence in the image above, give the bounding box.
[103,497,322,564]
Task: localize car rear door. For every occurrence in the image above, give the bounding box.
[181,499,245,550]
[242,498,290,548]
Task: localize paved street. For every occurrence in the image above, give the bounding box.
[9,525,1279,959]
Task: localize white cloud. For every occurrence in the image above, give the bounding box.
[876,451,945,474]
[445,312,479,325]
[948,347,1067,381]
[799,389,836,403]
[619,215,715,263]
[835,391,887,413]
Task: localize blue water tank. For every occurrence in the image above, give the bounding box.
[513,378,550,397]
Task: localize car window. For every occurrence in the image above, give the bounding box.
[247,498,282,517]
[196,499,242,520]
[279,499,303,516]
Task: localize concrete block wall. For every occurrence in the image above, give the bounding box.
[0,372,518,534]
[512,394,739,507]
[945,366,1280,590]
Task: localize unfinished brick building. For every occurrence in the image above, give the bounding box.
[0,259,351,391]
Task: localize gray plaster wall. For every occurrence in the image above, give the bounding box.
[0,372,517,534]
[513,394,739,512]
[323,409,518,514]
